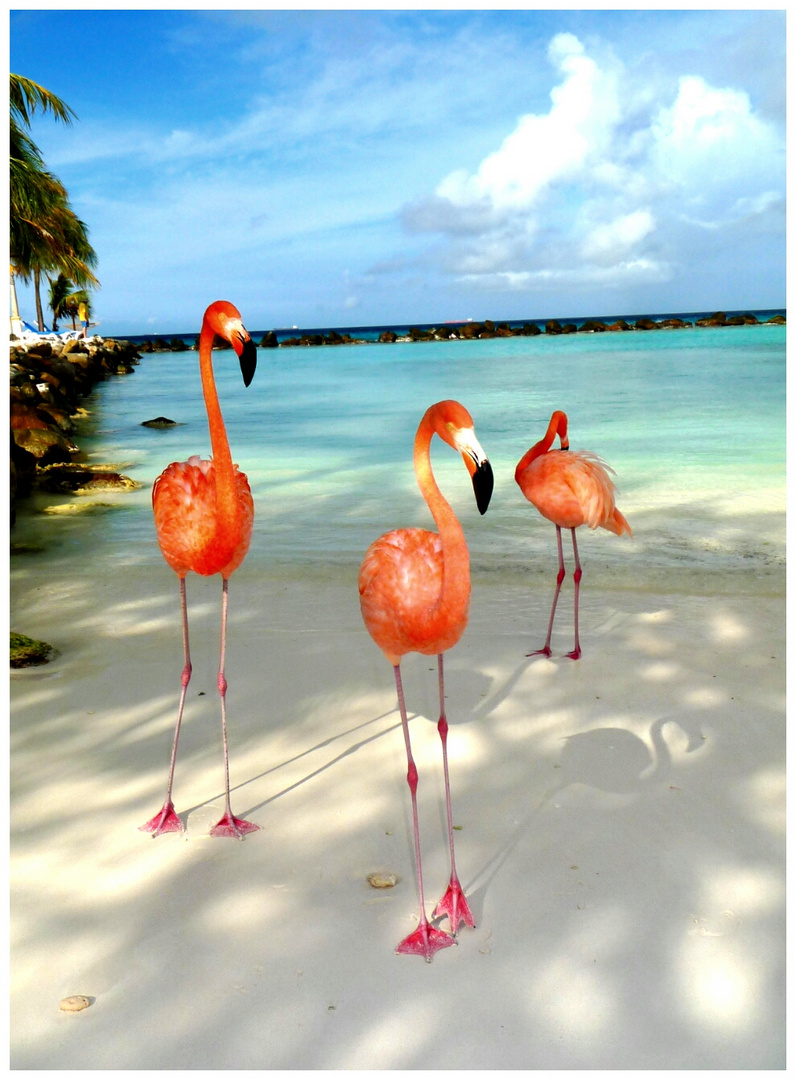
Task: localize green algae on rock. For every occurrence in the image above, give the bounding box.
[10,632,54,668]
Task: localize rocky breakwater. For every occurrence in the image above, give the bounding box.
[10,334,143,521]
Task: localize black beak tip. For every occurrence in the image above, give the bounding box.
[473,459,494,515]
[239,338,257,387]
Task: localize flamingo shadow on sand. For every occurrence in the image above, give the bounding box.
[463,716,706,920]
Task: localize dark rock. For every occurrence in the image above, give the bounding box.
[606,320,632,332]
[141,417,178,428]
[36,463,141,494]
[545,320,563,335]
[379,330,397,343]
[259,331,279,348]
[635,318,660,330]
[695,312,727,327]
[10,403,50,431]
[766,314,786,325]
[580,320,608,333]
[561,323,577,334]
[12,427,75,465]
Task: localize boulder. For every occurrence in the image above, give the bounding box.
[379,330,397,343]
[141,417,178,427]
[635,318,660,330]
[10,631,54,668]
[36,463,141,494]
[259,331,279,348]
[10,403,50,431]
[12,427,75,465]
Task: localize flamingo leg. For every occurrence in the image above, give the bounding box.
[528,525,566,657]
[432,653,476,935]
[566,528,582,660]
[393,663,455,962]
[209,578,260,838]
[140,576,191,836]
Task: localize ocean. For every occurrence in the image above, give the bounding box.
[11,315,786,597]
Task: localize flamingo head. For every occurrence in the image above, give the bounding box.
[431,399,494,515]
[203,300,257,387]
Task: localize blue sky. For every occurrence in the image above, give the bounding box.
[10,8,786,337]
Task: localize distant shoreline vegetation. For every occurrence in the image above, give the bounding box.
[125,308,785,352]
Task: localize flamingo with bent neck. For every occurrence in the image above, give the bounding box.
[359,400,494,961]
[515,410,631,659]
[140,300,259,840]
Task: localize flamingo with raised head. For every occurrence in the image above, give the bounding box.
[359,400,493,961]
[515,409,631,659]
[140,300,259,840]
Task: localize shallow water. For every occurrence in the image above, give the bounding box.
[12,323,785,595]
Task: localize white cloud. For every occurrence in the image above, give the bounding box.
[650,75,780,190]
[401,33,784,299]
[434,33,619,215]
[580,209,655,264]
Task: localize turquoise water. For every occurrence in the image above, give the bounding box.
[14,323,786,593]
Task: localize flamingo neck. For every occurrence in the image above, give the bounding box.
[198,320,237,527]
[414,415,470,619]
[515,410,569,479]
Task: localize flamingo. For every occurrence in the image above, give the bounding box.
[359,400,493,961]
[140,300,259,840]
[515,409,631,660]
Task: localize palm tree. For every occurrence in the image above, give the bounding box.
[47,272,74,331]
[10,74,99,330]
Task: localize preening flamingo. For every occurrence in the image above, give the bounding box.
[359,400,493,961]
[140,300,259,840]
[515,409,631,659]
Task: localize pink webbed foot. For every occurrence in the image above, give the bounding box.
[565,646,581,660]
[209,811,260,839]
[139,800,184,837]
[527,645,552,659]
[396,917,456,962]
[433,876,476,934]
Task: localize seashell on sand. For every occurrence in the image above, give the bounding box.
[59,995,92,1012]
[367,872,398,889]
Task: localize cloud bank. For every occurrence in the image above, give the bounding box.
[401,32,784,299]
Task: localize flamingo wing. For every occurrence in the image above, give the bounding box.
[154,456,253,577]
[358,528,449,660]
[518,449,625,532]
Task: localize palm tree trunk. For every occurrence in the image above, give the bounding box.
[33,267,45,331]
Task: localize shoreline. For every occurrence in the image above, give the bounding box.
[10,333,143,520]
[10,568,785,1068]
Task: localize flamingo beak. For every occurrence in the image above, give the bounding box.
[236,335,257,387]
[456,429,493,514]
[471,457,494,515]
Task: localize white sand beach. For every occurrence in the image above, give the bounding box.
[10,564,785,1069]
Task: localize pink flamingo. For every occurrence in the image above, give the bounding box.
[515,409,631,659]
[140,300,259,840]
[359,400,493,961]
